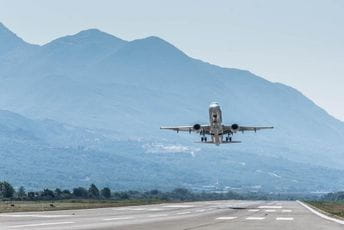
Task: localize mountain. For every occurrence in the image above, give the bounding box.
[0,23,344,192]
[0,22,28,54]
[0,23,38,77]
[1,110,343,192]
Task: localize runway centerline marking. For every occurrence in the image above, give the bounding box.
[148,214,169,218]
[265,209,276,212]
[248,209,259,212]
[177,212,191,215]
[216,217,237,220]
[195,209,205,212]
[258,206,282,209]
[147,208,164,211]
[103,217,134,221]
[282,209,292,213]
[276,217,294,221]
[127,208,146,211]
[246,217,266,220]
[9,222,75,228]
[163,205,194,208]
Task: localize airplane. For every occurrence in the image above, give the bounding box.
[160,102,273,145]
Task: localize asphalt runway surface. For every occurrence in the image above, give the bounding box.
[1,200,343,229]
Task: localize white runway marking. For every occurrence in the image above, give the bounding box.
[282,209,293,213]
[127,208,146,211]
[163,205,194,208]
[9,222,75,228]
[195,209,206,212]
[103,217,134,221]
[216,216,238,220]
[258,206,282,209]
[147,208,164,211]
[0,214,72,218]
[148,214,168,218]
[265,209,276,212]
[276,217,294,221]
[248,209,259,212]
[297,200,344,225]
[177,211,191,215]
[246,217,266,220]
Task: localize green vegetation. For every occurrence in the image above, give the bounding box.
[0,181,317,213]
[1,181,245,202]
[306,191,344,218]
[307,201,344,218]
[0,181,247,213]
[0,181,15,198]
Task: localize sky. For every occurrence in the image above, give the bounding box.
[0,0,343,120]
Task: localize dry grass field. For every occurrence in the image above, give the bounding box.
[307,201,344,218]
[0,199,163,213]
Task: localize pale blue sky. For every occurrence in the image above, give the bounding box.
[0,0,343,120]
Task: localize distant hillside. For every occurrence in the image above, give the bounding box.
[0,110,343,192]
[0,23,344,192]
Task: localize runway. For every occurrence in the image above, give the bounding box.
[0,200,343,229]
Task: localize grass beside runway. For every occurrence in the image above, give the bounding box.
[306,201,344,218]
[0,199,164,213]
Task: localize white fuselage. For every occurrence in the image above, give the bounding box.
[209,102,223,145]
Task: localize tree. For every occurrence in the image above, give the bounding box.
[88,184,100,198]
[101,187,111,199]
[0,181,15,198]
[17,186,27,198]
[41,189,55,199]
[28,192,35,199]
[73,187,88,198]
[62,189,71,195]
[149,189,160,195]
[60,189,72,199]
[171,188,192,201]
[54,188,62,199]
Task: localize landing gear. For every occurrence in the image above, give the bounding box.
[226,134,232,142]
[201,136,207,142]
[200,131,207,142]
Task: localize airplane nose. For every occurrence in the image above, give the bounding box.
[209,102,220,108]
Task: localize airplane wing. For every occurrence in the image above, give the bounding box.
[238,126,274,132]
[223,125,274,133]
[160,125,210,133]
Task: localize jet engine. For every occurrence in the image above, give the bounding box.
[231,124,240,132]
[193,124,201,131]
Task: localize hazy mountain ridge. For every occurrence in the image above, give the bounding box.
[1,109,343,192]
[0,23,344,191]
